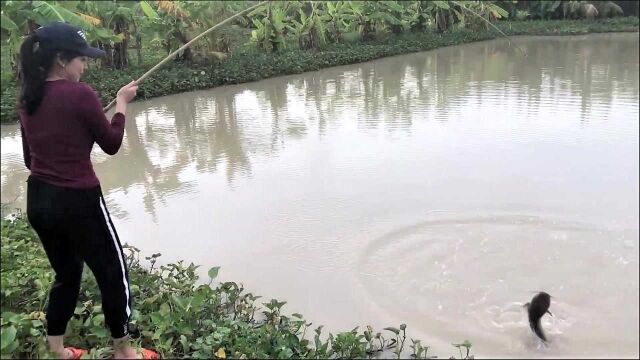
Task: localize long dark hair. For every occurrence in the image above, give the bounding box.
[19,34,81,115]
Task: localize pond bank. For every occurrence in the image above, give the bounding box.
[0,215,468,359]
[1,17,638,124]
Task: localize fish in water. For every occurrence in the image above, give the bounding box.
[524,292,553,342]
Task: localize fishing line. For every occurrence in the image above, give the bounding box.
[455,2,528,56]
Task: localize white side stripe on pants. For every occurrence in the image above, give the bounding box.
[99,196,131,317]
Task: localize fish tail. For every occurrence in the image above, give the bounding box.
[530,319,547,342]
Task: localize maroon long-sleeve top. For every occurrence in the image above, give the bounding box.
[19,79,125,188]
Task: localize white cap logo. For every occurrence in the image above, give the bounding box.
[77,30,86,40]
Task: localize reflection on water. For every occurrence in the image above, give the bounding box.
[2,33,638,357]
[3,34,639,215]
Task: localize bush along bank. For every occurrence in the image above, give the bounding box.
[0,214,475,359]
[1,17,638,124]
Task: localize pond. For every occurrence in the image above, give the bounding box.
[2,32,638,357]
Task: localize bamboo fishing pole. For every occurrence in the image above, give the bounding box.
[455,3,528,56]
[103,1,268,112]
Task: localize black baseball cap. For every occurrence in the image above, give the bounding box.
[35,22,106,58]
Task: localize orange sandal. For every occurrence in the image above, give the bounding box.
[65,347,87,359]
[140,348,159,359]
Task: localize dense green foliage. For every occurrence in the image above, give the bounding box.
[2,1,636,72]
[0,214,474,359]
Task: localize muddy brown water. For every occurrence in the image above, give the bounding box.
[2,33,638,357]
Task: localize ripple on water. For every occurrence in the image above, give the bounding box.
[356,215,639,355]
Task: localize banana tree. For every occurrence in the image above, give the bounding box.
[76,1,142,68]
[1,0,118,73]
[248,2,291,52]
[308,3,329,49]
[144,0,197,61]
[287,9,311,49]
[343,1,379,40]
[129,1,160,66]
[1,1,28,74]
[185,1,246,56]
[422,1,464,33]
[531,0,562,19]
[322,1,351,42]
[454,1,509,31]
[419,1,508,33]
[249,16,271,51]
[287,2,327,50]
[106,4,134,68]
[329,1,403,40]
[405,1,431,32]
[376,1,409,34]
[562,1,584,19]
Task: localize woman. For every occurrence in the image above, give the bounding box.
[18,22,157,359]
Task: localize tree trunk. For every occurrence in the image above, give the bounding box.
[136,35,142,67]
[99,41,114,68]
[330,21,342,42]
[113,43,127,69]
[435,11,449,33]
[112,20,129,69]
[412,11,427,33]
[172,29,192,61]
[309,25,319,50]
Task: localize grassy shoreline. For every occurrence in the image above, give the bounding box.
[1,214,472,359]
[1,17,638,124]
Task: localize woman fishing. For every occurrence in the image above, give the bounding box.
[18,21,157,359]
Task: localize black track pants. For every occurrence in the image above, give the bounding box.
[26,176,131,338]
